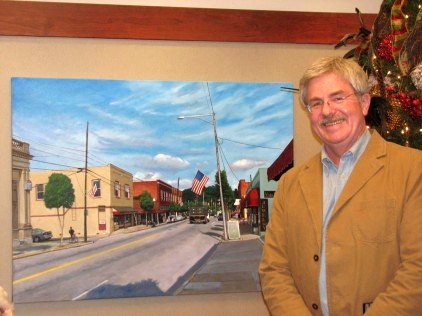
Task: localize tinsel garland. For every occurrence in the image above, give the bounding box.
[335,1,421,149]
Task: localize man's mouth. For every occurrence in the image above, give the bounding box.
[320,117,345,127]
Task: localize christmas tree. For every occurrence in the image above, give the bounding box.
[337,1,421,149]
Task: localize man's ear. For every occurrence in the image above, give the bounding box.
[361,93,371,116]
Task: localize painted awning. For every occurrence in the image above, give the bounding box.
[267,139,294,181]
[112,206,136,215]
[133,208,167,214]
[247,188,260,207]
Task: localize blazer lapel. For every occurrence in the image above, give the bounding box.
[334,131,386,213]
[299,156,324,248]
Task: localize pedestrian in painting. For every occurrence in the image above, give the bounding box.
[69,226,75,239]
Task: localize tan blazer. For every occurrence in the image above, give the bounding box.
[259,131,422,315]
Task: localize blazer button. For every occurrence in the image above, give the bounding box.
[313,255,319,261]
[312,303,319,310]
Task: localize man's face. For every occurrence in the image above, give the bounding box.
[306,72,370,154]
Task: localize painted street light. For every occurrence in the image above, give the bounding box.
[178,112,228,240]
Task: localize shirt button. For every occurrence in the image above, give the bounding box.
[312,303,319,310]
[313,255,319,261]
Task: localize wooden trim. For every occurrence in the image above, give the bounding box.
[0,1,376,44]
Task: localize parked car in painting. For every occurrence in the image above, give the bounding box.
[166,215,176,223]
[166,215,186,223]
[31,228,53,242]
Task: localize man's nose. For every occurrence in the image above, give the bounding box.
[320,99,335,114]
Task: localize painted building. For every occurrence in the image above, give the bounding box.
[29,164,134,239]
[236,179,250,219]
[11,139,33,243]
[133,180,183,224]
[236,140,293,236]
[246,167,278,236]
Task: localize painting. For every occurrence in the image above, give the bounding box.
[11,77,293,303]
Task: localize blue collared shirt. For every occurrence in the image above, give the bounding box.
[319,130,371,316]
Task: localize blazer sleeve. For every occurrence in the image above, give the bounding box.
[259,176,313,316]
[365,148,422,315]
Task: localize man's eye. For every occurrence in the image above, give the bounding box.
[331,96,345,102]
[311,101,323,107]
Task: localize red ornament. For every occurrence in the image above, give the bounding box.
[397,91,422,120]
[377,34,394,61]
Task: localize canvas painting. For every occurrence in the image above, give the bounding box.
[11,78,293,303]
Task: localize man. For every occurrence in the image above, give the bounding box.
[259,56,422,315]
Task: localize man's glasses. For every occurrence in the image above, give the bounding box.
[306,92,357,113]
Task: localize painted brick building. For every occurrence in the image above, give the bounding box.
[133,180,183,224]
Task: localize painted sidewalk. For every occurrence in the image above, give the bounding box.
[178,223,264,295]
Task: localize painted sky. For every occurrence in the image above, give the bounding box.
[12,78,293,190]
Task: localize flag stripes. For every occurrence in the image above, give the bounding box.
[191,170,209,196]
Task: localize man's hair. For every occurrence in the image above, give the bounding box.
[299,56,370,107]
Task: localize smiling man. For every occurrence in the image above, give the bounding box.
[259,56,422,315]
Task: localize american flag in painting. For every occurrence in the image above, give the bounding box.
[191,170,209,196]
[89,180,100,198]
[89,182,97,197]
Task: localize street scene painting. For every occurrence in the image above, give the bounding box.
[11,78,293,303]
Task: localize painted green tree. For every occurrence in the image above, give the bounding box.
[214,170,234,215]
[139,190,154,225]
[168,201,180,213]
[44,173,75,244]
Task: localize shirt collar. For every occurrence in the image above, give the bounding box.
[321,129,371,166]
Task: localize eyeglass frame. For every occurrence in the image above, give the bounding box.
[305,92,359,113]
